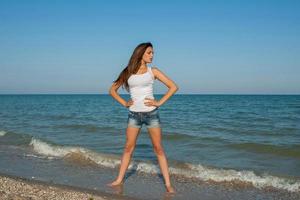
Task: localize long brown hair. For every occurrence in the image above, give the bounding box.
[113,42,153,92]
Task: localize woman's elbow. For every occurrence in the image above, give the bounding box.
[175,87,179,92]
[171,85,179,92]
[174,83,179,90]
[109,88,115,96]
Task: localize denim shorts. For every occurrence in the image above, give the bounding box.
[127,107,161,129]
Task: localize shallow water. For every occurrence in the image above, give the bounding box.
[0,94,300,197]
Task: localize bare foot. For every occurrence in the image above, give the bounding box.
[106,180,123,187]
[165,184,175,193]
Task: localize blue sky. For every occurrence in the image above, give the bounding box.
[0,0,299,94]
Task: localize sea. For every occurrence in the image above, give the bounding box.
[0,94,299,200]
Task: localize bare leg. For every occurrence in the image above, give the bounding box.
[147,127,175,193]
[107,126,141,186]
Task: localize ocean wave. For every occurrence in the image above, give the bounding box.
[29,138,121,168]
[28,137,300,193]
[183,164,300,192]
[0,130,32,145]
[0,130,7,136]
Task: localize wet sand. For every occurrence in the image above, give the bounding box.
[0,173,130,200]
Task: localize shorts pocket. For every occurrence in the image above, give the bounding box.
[148,110,159,119]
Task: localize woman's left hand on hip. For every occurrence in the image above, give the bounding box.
[144,98,160,107]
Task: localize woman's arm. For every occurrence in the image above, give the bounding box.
[109,82,132,107]
[152,67,179,107]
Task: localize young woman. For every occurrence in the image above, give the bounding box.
[107,42,178,193]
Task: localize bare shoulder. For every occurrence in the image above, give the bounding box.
[152,66,159,70]
[151,66,179,89]
[151,66,160,78]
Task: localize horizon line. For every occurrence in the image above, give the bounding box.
[0,93,300,95]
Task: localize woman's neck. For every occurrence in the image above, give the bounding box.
[139,63,148,69]
[134,64,148,74]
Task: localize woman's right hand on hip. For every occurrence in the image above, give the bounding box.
[125,99,134,108]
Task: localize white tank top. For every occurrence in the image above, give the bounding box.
[128,66,157,112]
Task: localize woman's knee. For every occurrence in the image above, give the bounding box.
[124,142,135,154]
[153,144,165,156]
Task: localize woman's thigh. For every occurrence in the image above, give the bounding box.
[125,126,141,147]
[147,127,162,147]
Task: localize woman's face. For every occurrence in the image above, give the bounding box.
[142,46,154,63]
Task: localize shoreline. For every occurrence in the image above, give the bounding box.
[0,172,134,200]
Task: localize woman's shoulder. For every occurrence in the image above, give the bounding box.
[150,66,159,73]
[151,66,162,74]
[150,66,159,79]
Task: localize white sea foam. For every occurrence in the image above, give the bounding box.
[29,138,121,168]
[29,138,300,193]
[0,130,7,136]
[171,164,300,192]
